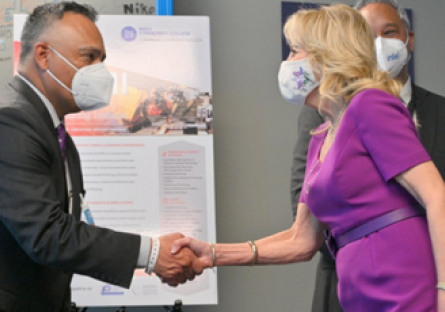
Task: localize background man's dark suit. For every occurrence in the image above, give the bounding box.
[290,84,445,312]
[0,77,141,312]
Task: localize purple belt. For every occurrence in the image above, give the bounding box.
[324,205,425,259]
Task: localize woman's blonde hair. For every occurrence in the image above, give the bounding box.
[284,4,401,111]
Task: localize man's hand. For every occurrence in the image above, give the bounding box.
[154,233,203,287]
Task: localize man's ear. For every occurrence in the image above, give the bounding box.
[33,42,50,72]
[407,31,414,53]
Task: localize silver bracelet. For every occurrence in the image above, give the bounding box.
[209,243,216,267]
[437,282,445,291]
[247,240,258,266]
[145,237,160,275]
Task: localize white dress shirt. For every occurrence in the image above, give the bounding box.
[399,76,417,125]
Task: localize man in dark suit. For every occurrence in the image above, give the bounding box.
[0,3,201,311]
[290,1,445,311]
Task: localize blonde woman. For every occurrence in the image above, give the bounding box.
[171,5,445,311]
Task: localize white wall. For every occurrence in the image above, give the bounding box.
[91,0,445,311]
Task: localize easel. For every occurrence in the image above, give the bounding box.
[70,302,87,312]
[164,300,183,312]
[114,300,183,312]
[70,300,183,312]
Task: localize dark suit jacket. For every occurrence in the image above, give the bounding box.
[290,84,445,312]
[410,85,445,179]
[0,77,141,312]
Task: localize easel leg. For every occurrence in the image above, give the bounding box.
[70,302,88,312]
[164,299,183,312]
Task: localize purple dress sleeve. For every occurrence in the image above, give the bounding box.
[350,89,430,181]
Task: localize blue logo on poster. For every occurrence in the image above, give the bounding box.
[121,26,137,42]
[101,284,124,295]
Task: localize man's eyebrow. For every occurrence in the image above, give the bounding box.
[382,22,400,28]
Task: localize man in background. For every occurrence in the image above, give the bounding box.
[290,1,445,311]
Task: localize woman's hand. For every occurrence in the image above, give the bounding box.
[171,237,214,269]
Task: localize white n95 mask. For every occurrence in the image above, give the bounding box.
[375,36,410,78]
[46,46,114,111]
[278,58,319,106]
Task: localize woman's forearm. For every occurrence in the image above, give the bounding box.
[213,204,324,266]
[397,161,445,284]
[426,196,445,283]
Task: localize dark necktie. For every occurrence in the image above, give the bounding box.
[56,124,67,161]
[407,98,416,116]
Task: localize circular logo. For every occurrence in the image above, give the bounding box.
[121,26,137,42]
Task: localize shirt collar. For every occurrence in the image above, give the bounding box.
[400,76,412,106]
[17,74,62,129]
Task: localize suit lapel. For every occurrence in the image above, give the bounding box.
[411,84,437,156]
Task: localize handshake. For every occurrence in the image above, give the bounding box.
[149,233,213,287]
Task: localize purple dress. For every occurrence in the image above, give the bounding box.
[300,89,436,311]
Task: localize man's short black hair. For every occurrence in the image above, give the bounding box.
[20,1,98,63]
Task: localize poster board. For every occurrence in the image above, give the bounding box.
[14,14,217,307]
